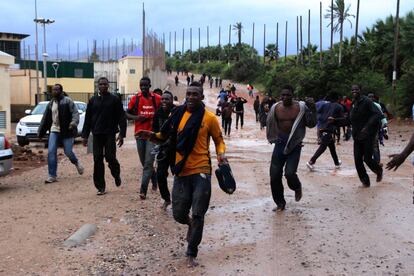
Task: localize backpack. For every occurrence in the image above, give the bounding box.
[128,93,158,115]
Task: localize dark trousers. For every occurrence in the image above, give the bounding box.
[310,131,340,165]
[224,118,232,136]
[157,158,171,202]
[93,134,120,192]
[221,116,225,128]
[235,112,244,129]
[354,137,382,184]
[172,174,211,257]
[270,140,302,207]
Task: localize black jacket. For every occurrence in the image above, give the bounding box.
[38,96,79,138]
[318,102,344,131]
[82,92,127,138]
[349,95,382,139]
[153,105,175,132]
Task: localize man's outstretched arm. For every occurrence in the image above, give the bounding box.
[386,131,414,171]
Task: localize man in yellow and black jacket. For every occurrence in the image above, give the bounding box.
[137,82,227,267]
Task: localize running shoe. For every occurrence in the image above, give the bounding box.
[306,161,314,171]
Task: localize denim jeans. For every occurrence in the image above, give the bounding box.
[269,138,302,207]
[48,132,78,178]
[172,173,211,257]
[136,138,157,195]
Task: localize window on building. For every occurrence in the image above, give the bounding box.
[0,111,6,129]
[74,68,84,78]
[130,69,136,74]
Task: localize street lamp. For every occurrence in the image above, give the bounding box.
[34,18,55,96]
[52,62,59,78]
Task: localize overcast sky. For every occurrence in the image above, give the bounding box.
[1,0,412,58]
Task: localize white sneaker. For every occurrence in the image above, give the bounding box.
[306,162,314,171]
[45,176,57,184]
[335,160,342,169]
[76,163,84,175]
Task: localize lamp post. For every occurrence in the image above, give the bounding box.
[34,18,55,96]
[52,62,59,78]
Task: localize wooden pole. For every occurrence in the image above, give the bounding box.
[182,28,184,55]
[263,24,266,64]
[308,9,311,63]
[198,27,201,63]
[300,16,303,64]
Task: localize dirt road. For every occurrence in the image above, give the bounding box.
[0,76,413,275]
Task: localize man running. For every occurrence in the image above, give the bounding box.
[82,77,126,195]
[126,77,161,199]
[231,96,248,129]
[266,85,316,211]
[222,101,234,137]
[38,84,84,183]
[306,93,344,171]
[349,84,383,187]
[136,82,227,267]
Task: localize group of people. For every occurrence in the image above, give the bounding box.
[37,75,413,267]
[215,84,248,136]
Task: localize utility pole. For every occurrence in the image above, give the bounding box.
[174,31,176,54]
[34,0,40,103]
[300,16,303,64]
[284,21,288,62]
[308,9,311,63]
[276,22,279,60]
[169,32,171,56]
[296,16,299,64]
[252,22,255,57]
[142,2,146,76]
[182,28,184,55]
[354,0,360,47]
[263,24,266,64]
[392,0,400,109]
[320,2,323,67]
[198,27,201,63]
[330,0,333,50]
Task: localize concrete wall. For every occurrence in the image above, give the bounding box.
[0,51,14,136]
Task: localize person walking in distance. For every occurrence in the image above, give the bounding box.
[38,84,84,183]
[136,82,227,267]
[266,85,316,211]
[126,77,161,199]
[82,77,126,195]
[231,96,248,129]
[175,75,179,86]
[253,95,260,123]
[349,84,383,187]
[152,91,176,210]
[306,92,344,171]
[186,75,191,86]
[222,101,234,137]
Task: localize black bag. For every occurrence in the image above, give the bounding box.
[215,163,236,194]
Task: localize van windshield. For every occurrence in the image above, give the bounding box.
[31,103,48,115]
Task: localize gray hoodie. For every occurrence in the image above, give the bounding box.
[266,101,316,154]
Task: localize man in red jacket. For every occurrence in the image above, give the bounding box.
[126,77,161,199]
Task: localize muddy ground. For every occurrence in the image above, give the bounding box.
[0,75,413,276]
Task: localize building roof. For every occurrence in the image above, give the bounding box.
[0,32,30,40]
[0,50,13,57]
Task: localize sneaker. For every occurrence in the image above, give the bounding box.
[306,161,314,171]
[45,176,57,184]
[335,160,342,169]
[115,176,122,187]
[96,190,106,196]
[76,163,84,175]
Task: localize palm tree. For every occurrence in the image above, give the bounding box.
[264,43,279,63]
[325,0,354,65]
[232,22,243,45]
